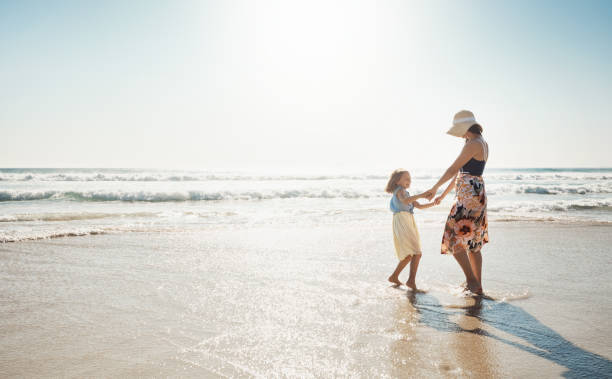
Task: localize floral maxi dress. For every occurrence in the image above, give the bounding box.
[441,173,489,254]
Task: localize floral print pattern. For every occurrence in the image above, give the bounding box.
[441,173,489,254]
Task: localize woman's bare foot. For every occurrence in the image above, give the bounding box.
[466,280,483,295]
[406,280,417,290]
[388,276,402,286]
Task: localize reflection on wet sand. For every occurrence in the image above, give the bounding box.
[396,291,500,378]
[448,296,500,378]
[389,292,422,377]
[405,292,612,378]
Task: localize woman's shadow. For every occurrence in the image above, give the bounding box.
[407,291,612,378]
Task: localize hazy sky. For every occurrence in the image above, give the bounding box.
[1,0,611,170]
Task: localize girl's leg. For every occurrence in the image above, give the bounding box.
[453,248,482,294]
[388,256,411,285]
[406,254,421,290]
[468,249,482,284]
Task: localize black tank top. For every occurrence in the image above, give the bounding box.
[460,138,488,176]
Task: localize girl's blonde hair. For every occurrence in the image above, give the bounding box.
[386,169,409,193]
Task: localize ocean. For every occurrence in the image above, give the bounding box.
[1,167,612,377]
[1,167,611,243]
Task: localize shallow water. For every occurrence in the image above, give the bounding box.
[1,223,611,377]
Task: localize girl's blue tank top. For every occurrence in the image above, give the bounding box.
[390,187,414,214]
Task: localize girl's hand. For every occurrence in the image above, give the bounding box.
[434,196,444,205]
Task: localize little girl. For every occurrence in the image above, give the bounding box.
[386,169,435,289]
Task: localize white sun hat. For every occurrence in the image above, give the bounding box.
[447,110,478,137]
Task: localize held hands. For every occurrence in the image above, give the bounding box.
[421,187,439,201]
[415,187,440,208]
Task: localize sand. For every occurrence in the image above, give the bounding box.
[1,222,611,378]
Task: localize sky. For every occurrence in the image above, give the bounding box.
[1,0,611,170]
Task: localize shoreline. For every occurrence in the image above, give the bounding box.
[2,218,612,245]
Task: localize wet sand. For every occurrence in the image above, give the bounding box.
[1,222,611,377]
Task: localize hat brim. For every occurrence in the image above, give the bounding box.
[446,123,471,137]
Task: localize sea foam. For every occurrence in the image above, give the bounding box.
[0,189,376,202]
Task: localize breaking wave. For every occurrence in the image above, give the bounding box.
[0,211,159,222]
[518,185,612,195]
[489,199,612,213]
[0,189,379,202]
[0,225,180,243]
[0,173,393,182]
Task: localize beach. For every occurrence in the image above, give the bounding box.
[2,220,611,378]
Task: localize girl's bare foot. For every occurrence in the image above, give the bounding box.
[388,276,402,286]
[406,280,417,290]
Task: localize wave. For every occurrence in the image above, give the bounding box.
[3,169,612,185]
[2,167,612,182]
[0,211,159,223]
[0,225,180,243]
[0,189,380,202]
[490,216,612,225]
[6,173,612,182]
[520,186,612,195]
[486,173,612,181]
[489,199,612,213]
[0,173,395,182]
[0,190,58,201]
[1,229,108,243]
[499,168,612,173]
[2,186,611,204]
[485,184,612,195]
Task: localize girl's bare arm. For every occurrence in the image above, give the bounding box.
[413,200,436,209]
[397,189,426,205]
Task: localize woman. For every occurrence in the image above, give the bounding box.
[424,110,489,294]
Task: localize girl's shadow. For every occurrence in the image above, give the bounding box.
[407,292,612,378]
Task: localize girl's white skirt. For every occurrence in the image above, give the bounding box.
[393,212,422,260]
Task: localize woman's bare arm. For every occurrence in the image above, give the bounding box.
[424,142,479,199]
[435,173,458,204]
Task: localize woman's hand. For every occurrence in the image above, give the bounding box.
[422,186,439,201]
[434,195,444,205]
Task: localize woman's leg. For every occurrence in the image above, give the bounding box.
[406,254,421,290]
[388,256,411,285]
[468,249,482,284]
[453,248,482,293]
